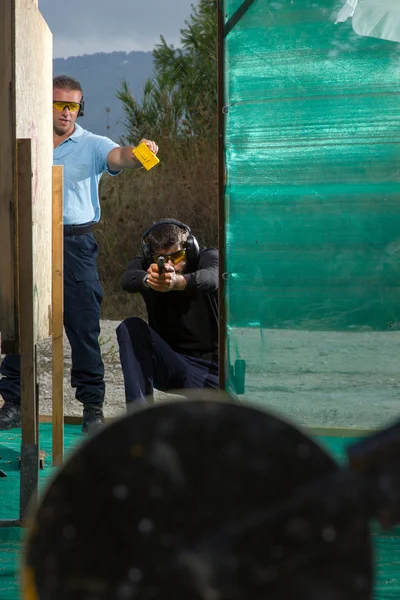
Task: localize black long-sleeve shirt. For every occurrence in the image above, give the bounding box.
[120,248,218,358]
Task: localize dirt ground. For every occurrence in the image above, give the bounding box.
[228,327,400,430]
[0,320,171,419]
[1,323,399,430]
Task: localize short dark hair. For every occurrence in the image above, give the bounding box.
[53,75,82,93]
[147,223,188,252]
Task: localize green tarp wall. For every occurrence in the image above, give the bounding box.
[223,0,400,430]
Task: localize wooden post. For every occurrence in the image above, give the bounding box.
[0,0,17,354]
[217,1,226,390]
[17,138,39,519]
[52,165,64,466]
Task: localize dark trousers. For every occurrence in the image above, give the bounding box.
[0,230,104,406]
[116,317,219,404]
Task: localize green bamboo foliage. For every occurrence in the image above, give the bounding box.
[117,0,217,144]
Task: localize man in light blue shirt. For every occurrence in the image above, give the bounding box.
[0,75,159,433]
[54,122,120,225]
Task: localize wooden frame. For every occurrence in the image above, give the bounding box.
[0,0,17,354]
[18,139,40,519]
[52,165,64,467]
[0,0,54,527]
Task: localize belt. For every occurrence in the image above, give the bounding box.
[64,224,92,236]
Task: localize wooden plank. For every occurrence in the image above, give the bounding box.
[17,138,39,517]
[0,520,22,528]
[20,443,39,519]
[39,415,83,425]
[0,0,17,353]
[35,414,381,436]
[39,414,117,425]
[306,426,380,438]
[18,139,37,446]
[15,0,53,343]
[217,1,226,390]
[52,165,64,466]
[1,0,52,352]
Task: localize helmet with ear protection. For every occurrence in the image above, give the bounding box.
[141,219,200,269]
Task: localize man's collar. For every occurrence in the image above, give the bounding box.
[69,123,84,142]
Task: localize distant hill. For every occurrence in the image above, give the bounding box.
[54,51,154,142]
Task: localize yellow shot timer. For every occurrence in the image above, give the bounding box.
[132,142,160,171]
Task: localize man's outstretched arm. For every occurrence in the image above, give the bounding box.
[107,138,159,171]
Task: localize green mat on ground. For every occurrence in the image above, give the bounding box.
[0,424,83,600]
[0,427,399,599]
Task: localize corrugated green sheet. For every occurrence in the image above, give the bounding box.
[223,0,400,429]
[0,427,399,599]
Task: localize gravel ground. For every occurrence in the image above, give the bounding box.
[229,327,400,430]
[1,323,399,430]
[0,320,172,419]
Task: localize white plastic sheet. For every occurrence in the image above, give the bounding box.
[352,0,400,43]
[335,0,359,24]
[336,0,400,44]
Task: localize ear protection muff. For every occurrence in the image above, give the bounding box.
[141,219,200,269]
[78,96,85,118]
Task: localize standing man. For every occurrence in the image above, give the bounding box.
[116,219,218,405]
[0,75,159,433]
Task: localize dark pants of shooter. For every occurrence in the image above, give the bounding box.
[0,226,105,406]
[116,317,219,405]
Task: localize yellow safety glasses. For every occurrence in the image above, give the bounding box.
[53,101,81,113]
[152,249,186,265]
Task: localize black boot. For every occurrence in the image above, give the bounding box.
[82,403,105,434]
[0,401,22,430]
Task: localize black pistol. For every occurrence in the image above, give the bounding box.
[157,256,165,274]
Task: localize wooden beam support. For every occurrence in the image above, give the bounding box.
[52,165,64,466]
[0,0,17,354]
[17,138,39,519]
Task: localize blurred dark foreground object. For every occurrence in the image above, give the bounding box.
[23,390,400,600]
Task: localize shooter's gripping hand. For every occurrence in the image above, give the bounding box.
[147,262,176,292]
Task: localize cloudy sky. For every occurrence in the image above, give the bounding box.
[39,0,199,58]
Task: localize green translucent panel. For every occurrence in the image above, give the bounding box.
[223,0,400,430]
